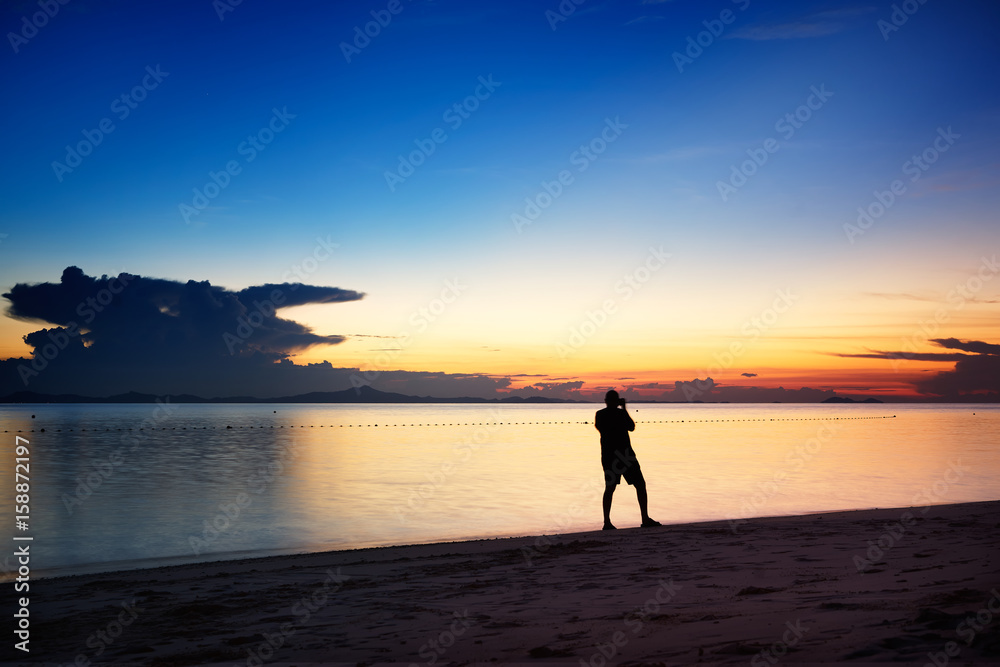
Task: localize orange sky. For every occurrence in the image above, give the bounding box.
[1,244,995,400]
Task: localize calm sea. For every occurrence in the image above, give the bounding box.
[0,402,997,578]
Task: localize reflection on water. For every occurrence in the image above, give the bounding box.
[0,402,997,577]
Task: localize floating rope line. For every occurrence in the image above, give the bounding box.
[8,415,899,433]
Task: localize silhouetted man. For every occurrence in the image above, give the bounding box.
[595,390,659,530]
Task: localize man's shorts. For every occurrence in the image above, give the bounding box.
[603,455,645,486]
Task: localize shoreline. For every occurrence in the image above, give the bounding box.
[24,499,994,583]
[13,499,1000,664]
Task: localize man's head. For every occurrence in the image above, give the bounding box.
[605,389,620,407]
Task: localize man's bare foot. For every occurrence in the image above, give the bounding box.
[603,523,617,530]
[641,518,661,527]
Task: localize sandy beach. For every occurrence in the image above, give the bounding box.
[8,500,1000,665]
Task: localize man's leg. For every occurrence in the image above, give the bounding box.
[603,480,617,529]
[633,476,660,526]
[635,479,650,522]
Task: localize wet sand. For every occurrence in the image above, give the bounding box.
[8,500,1000,665]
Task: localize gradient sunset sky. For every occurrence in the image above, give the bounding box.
[1,0,997,401]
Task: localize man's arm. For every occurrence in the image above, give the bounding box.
[623,406,635,431]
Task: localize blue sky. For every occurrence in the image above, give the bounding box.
[1,0,998,399]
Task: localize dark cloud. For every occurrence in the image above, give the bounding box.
[916,354,1000,398]
[665,377,717,401]
[507,380,586,400]
[0,267,535,399]
[914,339,1000,398]
[662,378,838,403]
[237,283,363,309]
[1,266,364,396]
[741,372,758,378]
[931,338,1000,355]
[834,351,970,362]
[607,378,838,403]
[834,338,999,400]
[510,377,870,403]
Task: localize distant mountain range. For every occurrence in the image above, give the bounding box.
[0,387,892,404]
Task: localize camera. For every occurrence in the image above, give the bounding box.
[619,398,627,407]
